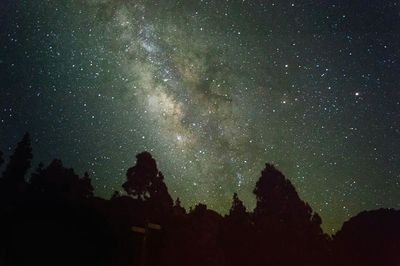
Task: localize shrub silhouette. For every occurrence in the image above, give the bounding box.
[29,159,94,200]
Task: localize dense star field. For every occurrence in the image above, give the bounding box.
[1,1,399,232]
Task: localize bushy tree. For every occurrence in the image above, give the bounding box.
[122,152,172,209]
[30,159,93,200]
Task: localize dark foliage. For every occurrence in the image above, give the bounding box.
[1,133,32,183]
[254,163,322,229]
[0,149,4,167]
[172,197,186,216]
[228,193,248,220]
[0,133,32,206]
[219,193,253,266]
[252,163,329,266]
[123,152,173,214]
[0,134,398,265]
[333,209,400,266]
[0,199,115,266]
[161,203,225,266]
[29,159,93,200]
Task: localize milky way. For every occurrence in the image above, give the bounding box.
[1,0,399,232]
[103,1,268,209]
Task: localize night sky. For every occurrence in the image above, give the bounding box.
[1,0,399,233]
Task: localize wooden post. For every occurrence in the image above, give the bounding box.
[131,223,162,266]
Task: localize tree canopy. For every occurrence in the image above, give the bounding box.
[30,159,93,200]
[122,151,173,210]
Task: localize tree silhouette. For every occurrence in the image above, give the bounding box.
[122,152,172,210]
[173,197,186,216]
[252,163,327,266]
[2,134,399,266]
[220,193,253,266]
[0,133,32,204]
[253,163,322,231]
[0,149,4,167]
[1,132,32,184]
[162,203,225,266]
[29,159,93,200]
[228,193,247,221]
[148,171,173,210]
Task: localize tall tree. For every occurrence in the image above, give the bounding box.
[1,133,33,183]
[122,152,172,209]
[253,163,321,230]
[252,163,327,266]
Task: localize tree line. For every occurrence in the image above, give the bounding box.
[0,133,399,266]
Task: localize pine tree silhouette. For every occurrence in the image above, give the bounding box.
[0,133,32,204]
[229,193,247,220]
[253,163,321,231]
[220,193,253,266]
[252,163,327,266]
[1,132,32,183]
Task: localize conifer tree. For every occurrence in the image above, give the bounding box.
[2,132,33,183]
[252,163,326,266]
[253,163,321,230]
[229,192,247,218]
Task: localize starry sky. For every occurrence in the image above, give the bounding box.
[1,0,399,233]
